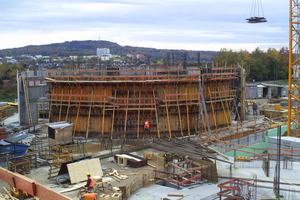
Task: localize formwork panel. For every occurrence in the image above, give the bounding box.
[45,67,240,138]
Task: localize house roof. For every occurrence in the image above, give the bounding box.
[4,133,29,144]
[261,83,284,88]
[46,121,73,129]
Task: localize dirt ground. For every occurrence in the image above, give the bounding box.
[0,146,166,200]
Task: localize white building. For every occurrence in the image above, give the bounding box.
[97,48,110,58]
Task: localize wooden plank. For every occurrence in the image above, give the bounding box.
[86,88,94,138]
[35,183,72,200]
[124,90,129,138]
[48,87,54,123]
[110,90,116,140]
[176,90,184,137]
[0,167,35,195]
[102,89,106,135]
[73,88,83,137]
[60,183,85,193]
[216,86,230,127]
[58,87,64,122]
[67,158,103,184]
[208,87,217,130]
[153,89,160,138]
[164,89,172,139]
[185,87,190,136]
[137,90,141,139]
[0,167,72,200]
[65,88,72,122]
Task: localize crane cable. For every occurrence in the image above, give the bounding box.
[250,0,265,18]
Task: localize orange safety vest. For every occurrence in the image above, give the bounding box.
[86,177,94,187]
[144,121,150,129]
[82,193,96,199]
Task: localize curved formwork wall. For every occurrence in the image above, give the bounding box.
[46,67,240,138]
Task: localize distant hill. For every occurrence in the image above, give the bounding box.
[0,40,218,62]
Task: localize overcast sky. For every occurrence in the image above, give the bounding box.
[0,0,288,52]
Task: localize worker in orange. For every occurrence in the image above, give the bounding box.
[80,190,96,200]
[144,120,150,131]
[84,172,94,192]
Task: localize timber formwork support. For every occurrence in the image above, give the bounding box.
[45,67,240,138]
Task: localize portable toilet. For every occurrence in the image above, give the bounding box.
[257,85,265,98]
[246,84,257,99]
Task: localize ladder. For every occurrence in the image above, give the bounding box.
[22,76,33,128]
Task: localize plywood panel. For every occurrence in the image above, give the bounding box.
[67,158,103,184]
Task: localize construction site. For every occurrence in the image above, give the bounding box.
[0,1,300,199]
[0,52,298,200]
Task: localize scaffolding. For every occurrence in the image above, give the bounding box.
[44,66,240,139]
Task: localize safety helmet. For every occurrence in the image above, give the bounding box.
[87,172,91,176]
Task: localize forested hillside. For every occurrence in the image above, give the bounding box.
[0,40,217,62]
[213,47,289,82]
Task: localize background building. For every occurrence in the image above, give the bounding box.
[97,48,110,58]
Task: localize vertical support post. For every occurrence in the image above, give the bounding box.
[124,90,129,138]
[176,90,184,137]
[164,89,172,139]
[73,88,83,137]
[110,90,117,140]
[153,89,160,138]
[85,88,94,138]
[48,86,54,123]
[185,87,191,136]
[65,88,72,122]
[277,126,281,198]
[240,68,245,121]
[208,87,217,130]
[217,86,230,127]
[58,87,64,122]
[234,150,236,168]
[137,90,141,139]
[18,189,24,200]
[102,89,106,135]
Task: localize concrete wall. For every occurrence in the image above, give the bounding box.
[18,71,48,126]
[215,130,267,154]
[268,136,300,161]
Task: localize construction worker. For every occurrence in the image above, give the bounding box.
[252,101,258,116]
[234,101,241,121]
[144,120,150,131]
[80,190,96,200]
[84,172,94,192]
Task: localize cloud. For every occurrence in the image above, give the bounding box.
[0,0,289,51]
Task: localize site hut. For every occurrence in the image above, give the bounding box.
[46,121,73,146]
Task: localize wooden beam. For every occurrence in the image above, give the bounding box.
[110,90,117,140]
[48,86,54,123]
[137,90,141,139]
[153,89,160,138]
[164,89,172,139]
[102,88,106,136]
[176,89,184,137]
[0,167,72,200]
[58,87,64,122]
[85,88,94,138]
[185,87,190,136]
[124,90,129,138]
[73,88,83,137]
[217,86,230,127]
[65,88,72,122]
[208,87,217,130]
